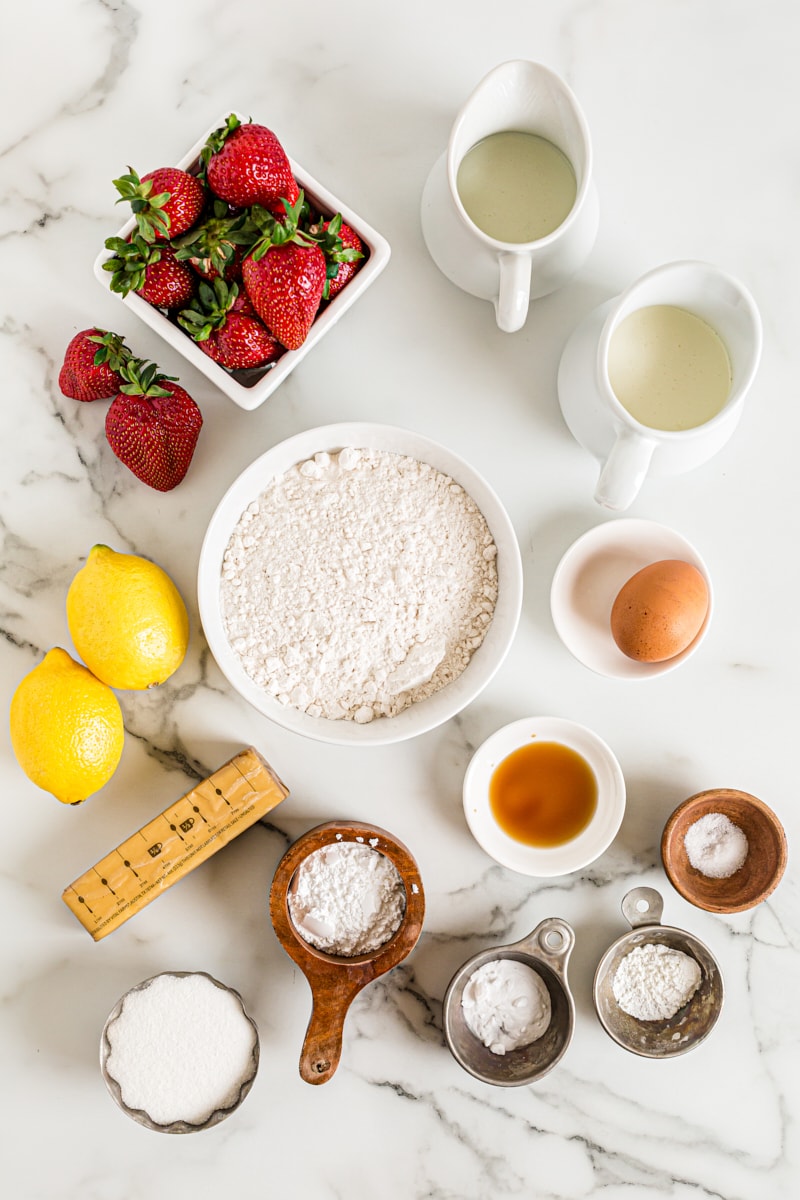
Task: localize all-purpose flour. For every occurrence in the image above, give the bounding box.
[288,841,406,956]
[612,943,702,1021]
[220,447,499,722]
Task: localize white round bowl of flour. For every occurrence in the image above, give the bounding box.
[198,423,523,745]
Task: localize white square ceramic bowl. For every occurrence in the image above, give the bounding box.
[197,423,523,746]
[93,113,391,411]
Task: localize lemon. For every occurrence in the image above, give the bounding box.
[10,648,124,805]
[66,545,189,690]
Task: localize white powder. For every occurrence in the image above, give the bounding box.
[104,974,257,1126]
[220,447,498,722]
[461,959,551,1055]
[612,943,702,1021]
[288,841,406,956]
[684,811,749,878]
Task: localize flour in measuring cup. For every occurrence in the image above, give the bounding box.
[612,943,701,1021]
[288,841,406,956]
[220,447,499,722]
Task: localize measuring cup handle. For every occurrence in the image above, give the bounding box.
[298,976,363,1085]
[495,252,532,333]
[594,429,656,511]
[299,1001,346,1084]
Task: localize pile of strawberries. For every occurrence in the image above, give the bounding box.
[102,114,365,370]
[59,116,365,493]
[59,329,203,493]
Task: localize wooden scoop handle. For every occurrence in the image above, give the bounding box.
[298,971,367,1084]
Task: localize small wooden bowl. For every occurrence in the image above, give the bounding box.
[661,789,787,914]
[269,821,425,1085]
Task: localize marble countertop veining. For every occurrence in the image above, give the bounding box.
[2,1,799,1197]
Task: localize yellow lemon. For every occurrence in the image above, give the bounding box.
[9,648,124,805]
[66,544,189,690]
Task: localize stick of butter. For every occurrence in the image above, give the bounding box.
[62,746,288,940]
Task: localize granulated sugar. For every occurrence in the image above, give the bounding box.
[104,973,257,1126]
[288,841,406,956]
[220,447,499,723]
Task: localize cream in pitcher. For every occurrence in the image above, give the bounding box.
[420,60,598,333]
[455,131,578,245]
[557,260,762,511]
[607,305,732,433]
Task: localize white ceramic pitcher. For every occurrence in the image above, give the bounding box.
[420,60,599,333]
[557,260,763,511]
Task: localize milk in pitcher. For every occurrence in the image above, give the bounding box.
[456,131,577,243]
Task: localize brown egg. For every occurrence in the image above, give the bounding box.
[610,559,709,663]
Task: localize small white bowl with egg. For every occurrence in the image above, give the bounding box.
[549,518,713,680]
[198,423,523,745]
[463,716,626,877]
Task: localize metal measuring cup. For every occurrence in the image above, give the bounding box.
[593,886,724,1058]
[443,917,575,1085]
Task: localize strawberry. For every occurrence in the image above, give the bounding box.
[172,199,257,282]
[59,328,133,402]
[314,216,365,299]
[112,166,205,242]
[177,278,282,370]
[240,193,331,350]
[105,359,203,492]
[241,194,360,349]
[201,114,299,211]
[103,234,196,309]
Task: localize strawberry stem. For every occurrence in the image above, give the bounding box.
[103,234,165,296]
[177,278,241,342]
[116,357,178,399]
[113,167,172,242]
[198,113,246,179]
[87,330,134,373]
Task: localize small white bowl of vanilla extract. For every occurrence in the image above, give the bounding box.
[463,717,626,876]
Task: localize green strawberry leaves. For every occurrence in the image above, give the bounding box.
[116,357,178,400]
[103,234,164,295]
[177,278,241,342]
[87,330,134,373]
[113,168,172,242]
[171,200,257,278]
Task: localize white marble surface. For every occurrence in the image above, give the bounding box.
[2,1,799,1196]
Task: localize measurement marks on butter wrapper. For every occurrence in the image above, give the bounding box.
[62,747,289,940]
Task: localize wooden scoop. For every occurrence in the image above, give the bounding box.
[269,821,425,1085]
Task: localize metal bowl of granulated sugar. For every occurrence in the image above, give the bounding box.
[100,971,259,1133]
[592,887,723,1059]
[198,422,523,746]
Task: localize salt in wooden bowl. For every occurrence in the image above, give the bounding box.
[661,788,787,914]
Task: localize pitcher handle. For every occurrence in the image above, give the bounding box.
[594,430,656,511]
[495,252,532,333]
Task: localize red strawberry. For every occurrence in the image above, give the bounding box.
[177,279,282,370]
[105,359,203,492]
[201,114,298,210]
[59,328,133,402]
[243,242,326,351]
[317,218,365,299]
[113,166,206,242]
[172,199,257,282]
[241,193,328,350]
[103,235,196,309]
